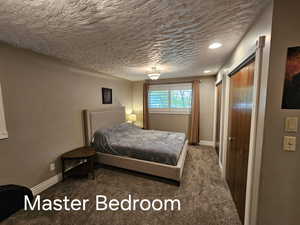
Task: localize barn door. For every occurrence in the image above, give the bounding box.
[226,60,255,222]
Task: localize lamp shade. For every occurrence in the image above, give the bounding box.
[128,114,137,122]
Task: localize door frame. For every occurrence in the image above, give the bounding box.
[220,36,266,225]
[213,80,223,168]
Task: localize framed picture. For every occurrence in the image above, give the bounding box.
[282,46,300,109]
[102,88,112,104]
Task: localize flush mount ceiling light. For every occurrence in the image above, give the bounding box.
[209,42,223,49]
[204,70,211,74]
[148,67,161,80]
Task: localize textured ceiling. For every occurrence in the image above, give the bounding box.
[0,0,270,80]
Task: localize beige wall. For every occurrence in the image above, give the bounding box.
[218,2,300,224]
[217,1,273,171]
[132,81,144,127]
[217,3,273,224]
[0,43,133,188]
[257,1,300,224]
[217,3,273,79]
[198,76,216,141]
[133,76,216,142]
[149,113,190,134]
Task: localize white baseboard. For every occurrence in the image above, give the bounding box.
[219,160,223,171]
[199,140,214,147]
[0,132,8,139]
[30,162,84,195]
[31,173,62,196]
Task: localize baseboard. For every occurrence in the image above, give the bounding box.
[199,140,214,147]
[31,162,84,196]
[0,132,8,139]
[31,173,62,196]
[219,160,223,170]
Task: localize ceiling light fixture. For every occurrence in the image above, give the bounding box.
[209,42,223,49]
[148,67,161,80]
[204,70,211,74]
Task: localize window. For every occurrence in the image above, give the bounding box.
[0,83,8,139]
[148,83,192,114]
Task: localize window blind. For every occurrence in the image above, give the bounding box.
[148,83,192,113]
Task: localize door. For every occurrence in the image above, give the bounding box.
[226,60,254,223]
[215,82,222,155]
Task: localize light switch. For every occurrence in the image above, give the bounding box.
[283,136,296,152]
[285,117,298,132]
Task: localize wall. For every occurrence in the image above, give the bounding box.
[132,81,144,127]
[218,3,273,78]
[217,2,273,171]
[0,43,133,188]
[216,3,273,224]
[198,76,216,141]
[257,0,300,224]
[133,76,216,142]
[218,1,300,224]
[149,113,190,134]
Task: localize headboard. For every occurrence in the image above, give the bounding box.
[83,106,126,145]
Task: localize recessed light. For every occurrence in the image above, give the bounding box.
[204,70,211,74]
[209,42,222,49]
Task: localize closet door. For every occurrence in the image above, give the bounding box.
[215,82,222,155]
[226,61,254,222]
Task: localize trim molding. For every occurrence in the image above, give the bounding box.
[212,85,218,148]
[219,160,223,172]
[30,162,84,195]
[244,35,266,225]
[0,83,8,140]
[0,132,8,140]
[215,79,222,86]
[31,173,62,196]
[199,140,214,146]
[228,53,256,77]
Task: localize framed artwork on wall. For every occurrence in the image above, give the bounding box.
[102,88,112,104]
[282,46,300,109]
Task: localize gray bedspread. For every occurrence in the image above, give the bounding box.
[92,123,186,166]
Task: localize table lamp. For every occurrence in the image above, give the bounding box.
[128,114,137,124]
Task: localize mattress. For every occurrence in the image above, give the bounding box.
[92,123,186,166]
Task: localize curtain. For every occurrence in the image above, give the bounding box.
[189,80,200,144]
[143,82,149,129]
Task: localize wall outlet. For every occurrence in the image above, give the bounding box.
[50,163,56,171]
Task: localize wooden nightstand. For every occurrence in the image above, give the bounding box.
[61,147,97,181]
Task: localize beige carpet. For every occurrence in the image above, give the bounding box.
[3,146,242,225]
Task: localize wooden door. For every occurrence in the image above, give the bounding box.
[226,60,254,223]
[215,82,222,155]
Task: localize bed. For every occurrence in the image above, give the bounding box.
[83,106,188,182]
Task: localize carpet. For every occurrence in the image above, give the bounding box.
[2,145,242,225]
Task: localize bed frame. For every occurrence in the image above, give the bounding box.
[83,106,188,182]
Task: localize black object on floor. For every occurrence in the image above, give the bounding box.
[0,185,33,222]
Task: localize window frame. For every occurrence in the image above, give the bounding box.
[148,83,192,115]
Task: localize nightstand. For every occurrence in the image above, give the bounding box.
[61,147,97,181]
